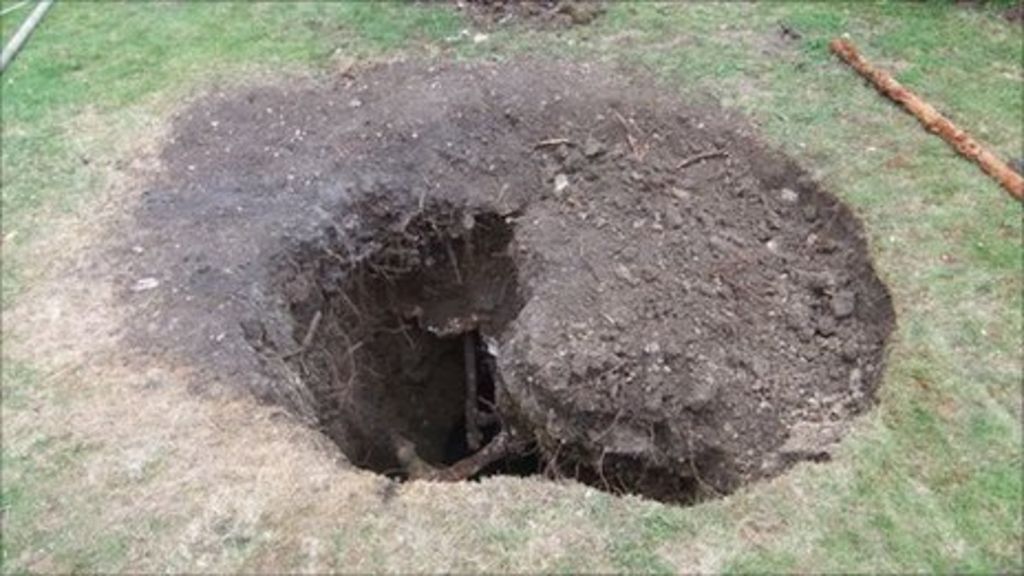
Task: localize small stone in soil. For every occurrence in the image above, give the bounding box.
[816,314,838,336]
[841,339,859,361]
[831,290,856,319]
[553,173,570,196]
[670,187,692,201]
[615,264,640,286]
[665,206,684,228]
[132,277,160,292]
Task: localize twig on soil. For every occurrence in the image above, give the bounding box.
[592,408,626,444]
[613,110,644,161]
[596,448,612,493]
[323,311,364,407]
[282,310,322,359]
[323,246,347,265]
[543,442,564,479]
[445,239,464,285]
[830,37,1023,201]
[464,332,483,451]
[365,261,413,282]
[496,182,511,206]
[335,289,364,325]
[676,149,728,169]
[476,395,502,428]
[325,338,362,407]
[462,218,475,279]
[685,433,723,499]
[535,137,572,148]
[377,322,417,349]
[299,310,323,349]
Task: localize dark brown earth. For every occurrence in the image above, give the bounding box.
[122,58,894,504]
[1005,3,1023,23]
[459,0,605,28]
[955,0,1024,23]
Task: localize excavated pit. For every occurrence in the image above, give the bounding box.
[128,58,896,505]
[278,203,710,500]
[281,207,536,480]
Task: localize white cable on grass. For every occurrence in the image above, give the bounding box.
[1,0,54,74]
[0,2,29,17]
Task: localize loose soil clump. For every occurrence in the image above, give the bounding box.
[125,58,894,504]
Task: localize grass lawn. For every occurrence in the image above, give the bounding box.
[1,1,1021,573]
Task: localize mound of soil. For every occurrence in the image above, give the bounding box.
[124,58,894,503]
[1005,3,1023,23]
[459,0,605,28]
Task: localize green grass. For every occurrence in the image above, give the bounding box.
[0,1,461,306]
[2,1,1021,573]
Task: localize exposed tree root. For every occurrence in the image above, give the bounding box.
[425,430,524,482]
[676,149,728,169]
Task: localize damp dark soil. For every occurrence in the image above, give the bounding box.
[124,58,894,504]
[458,0,605,28]
[1004,2,1024,23]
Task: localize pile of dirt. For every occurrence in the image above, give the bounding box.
[1005,3,1023,23]
[458,0,605,28]
[955,0,1024,23]
[123,58,894,503]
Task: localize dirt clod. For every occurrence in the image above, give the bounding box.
[126,58,894,504]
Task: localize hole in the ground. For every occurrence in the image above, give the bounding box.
[143,60,896,507]
[285,206,539,484]
[281,203,721,503]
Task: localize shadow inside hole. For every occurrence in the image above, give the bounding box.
[281,207,730,504]
[290,209,536,481]
[438,330,542,477]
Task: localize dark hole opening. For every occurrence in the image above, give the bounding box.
[290,207,538,483]
[281,205,704,503]
[436,329,541,477]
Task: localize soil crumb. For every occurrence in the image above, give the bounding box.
[125,58,894,504]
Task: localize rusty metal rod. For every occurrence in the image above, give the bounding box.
[830,38,1023,201]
